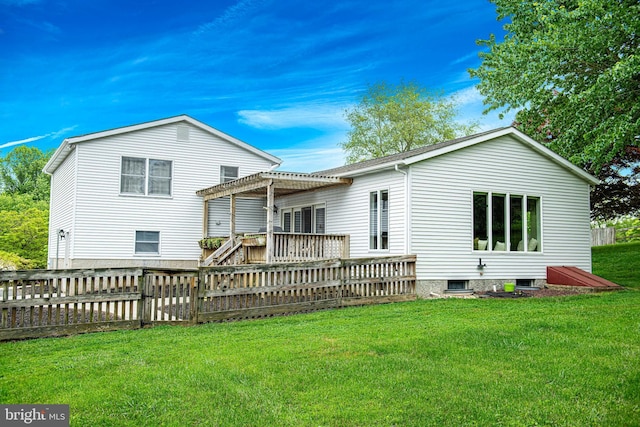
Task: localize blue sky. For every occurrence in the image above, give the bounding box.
[1,0,513,172]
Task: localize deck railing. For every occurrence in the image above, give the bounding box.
[242,233,350,264]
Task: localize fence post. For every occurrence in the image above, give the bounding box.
[141,271,154,325]
[191,269,203,324]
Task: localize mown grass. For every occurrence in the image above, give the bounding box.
[1,290,640,426]
[593,241,640,289]
[1,246,639,426]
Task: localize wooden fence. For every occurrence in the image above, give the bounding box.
[0,256,416,341]
[591,227,616,246]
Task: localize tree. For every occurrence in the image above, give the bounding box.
[0,193,49,268]
[341,81,478,164]
[591,146,640,220]
[0,145,51,201]
[470,0,639,172]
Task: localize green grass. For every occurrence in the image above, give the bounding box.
[593,241,640,289]
[1,246,639,426]
[2,292,640,426]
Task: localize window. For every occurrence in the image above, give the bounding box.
[448,280,467,290]
[370,190,389,250]
[135,231,160,254]
[473,192,541,252]
[516,279,533,287]
[220,166,238,183]
[121,157,172,196]
[281,204,326,234]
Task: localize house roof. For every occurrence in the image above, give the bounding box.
[314,127,600,185]
[43,115,282,174]
[196,171,352,201]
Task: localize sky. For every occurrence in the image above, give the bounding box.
[0,0,514,172]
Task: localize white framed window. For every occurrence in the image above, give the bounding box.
[473,192,541,252]
[220,166,239,183]
[281,204,326,234]
[135,231,160,254]
[370,189,389,250]
[121,157,172,196]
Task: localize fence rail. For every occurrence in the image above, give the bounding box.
[1,256,416,341]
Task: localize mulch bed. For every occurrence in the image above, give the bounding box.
[477,288,588,298]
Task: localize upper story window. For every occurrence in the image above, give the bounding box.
[370,189,389,250]
[121,157,172,197]
[473,192,541,252]
[220,166,239,183]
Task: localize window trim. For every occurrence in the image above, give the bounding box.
[369,189,389,251]
[280,203,326,234]
[220,165,239,183]
[134,230,161,256]
[120,156,173,198]
[472,191,542,253]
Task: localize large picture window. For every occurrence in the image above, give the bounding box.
[121,157,172,196]
[370,189,389,250]
[473,192,541,252]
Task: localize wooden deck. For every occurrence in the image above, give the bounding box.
[203,233,350,266]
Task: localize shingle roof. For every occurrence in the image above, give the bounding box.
[313,127,510,176]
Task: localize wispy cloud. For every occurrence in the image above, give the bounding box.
[0,126,77,150]
[193,0,263,36]
[450,51,481,66]
[238,104,349,130]
[269,134,347,172]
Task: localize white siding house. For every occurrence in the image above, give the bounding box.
[275,127,598,295]
[45,119,597,296]
[44,115,280,269]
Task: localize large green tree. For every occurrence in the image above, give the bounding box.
[470,0,639,219]
[0,145,51,201]
[341,81,478,164]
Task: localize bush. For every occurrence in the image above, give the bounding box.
[0,250,34,270]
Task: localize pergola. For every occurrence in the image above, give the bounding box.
[196,172,352,263]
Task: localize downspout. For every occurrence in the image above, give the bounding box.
[394,164,410,254]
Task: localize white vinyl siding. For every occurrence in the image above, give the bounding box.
[276,169,406,257]
[47,147,77,266]
[67,122,276,263]
[410,135,592,281]
[207,197,267,236]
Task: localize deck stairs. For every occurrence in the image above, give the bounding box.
[546,266,623,290]
[201,238,244,266]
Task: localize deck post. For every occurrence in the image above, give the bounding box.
[202,200,209,238]
[266,179,274,264]
[229,194,236,245]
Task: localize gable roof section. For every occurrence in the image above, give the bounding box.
[314,127,599,185]
[43,115,281,174]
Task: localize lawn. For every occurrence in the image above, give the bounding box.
[592,241,640,289]
[1,245,639,426]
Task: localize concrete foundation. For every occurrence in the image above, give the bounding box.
[416,278,547,298]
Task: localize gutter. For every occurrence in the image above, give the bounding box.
[394,163,411,254]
